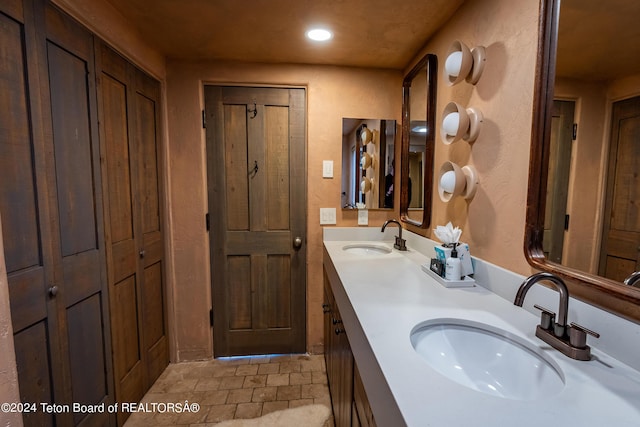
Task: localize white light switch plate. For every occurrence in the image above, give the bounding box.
[358,209,368,225]
[322,160,333,178]
[320,208,336,225]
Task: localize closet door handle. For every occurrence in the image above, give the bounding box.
[139,249,146,259]
[48,285,59,297]
[293,237,302,249]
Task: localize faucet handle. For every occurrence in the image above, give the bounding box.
[569,322,600,348]
[394,237,407,251]
[534,304,555,330]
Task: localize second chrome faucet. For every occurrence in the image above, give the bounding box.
[514,272,599,360]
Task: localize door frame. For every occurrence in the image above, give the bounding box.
[204,84,308,356]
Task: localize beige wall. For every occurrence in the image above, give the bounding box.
[165,61,402,359]
[408,0,541,277]
[554,78,607,273]
[0,215,23,426]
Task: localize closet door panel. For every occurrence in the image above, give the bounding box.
[97,44,145,414]
[135,70,167,385]
[0,5,48,334]
[66,294,109,425]
[0,6,58,424]
[43,4,114,424]
[0,19,40,272]
[14,323,55,427]
[47,42,98,255]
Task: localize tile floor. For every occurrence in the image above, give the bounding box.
[123,354,333,426]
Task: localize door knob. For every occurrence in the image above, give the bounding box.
[139,249,146,259]
[48,285,59,297]
[293,237,302,249]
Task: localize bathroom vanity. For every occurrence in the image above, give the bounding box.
[323,227,640,427]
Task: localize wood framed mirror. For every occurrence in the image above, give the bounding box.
[400,54,437,228]
[526,0,640,321]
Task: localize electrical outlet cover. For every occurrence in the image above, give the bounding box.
[320,208,336,225]
[358,209,368,225]
[322,160,334,178]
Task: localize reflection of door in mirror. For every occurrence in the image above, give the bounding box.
[599,96,640,281]
[341,118,396,210]
[542,0,640,281]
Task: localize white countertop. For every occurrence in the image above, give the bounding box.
[323,236,640,427]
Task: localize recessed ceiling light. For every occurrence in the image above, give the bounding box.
[306,28,333,42]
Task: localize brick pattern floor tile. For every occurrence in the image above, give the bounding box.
[123,354,332,426]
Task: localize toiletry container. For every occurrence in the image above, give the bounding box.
[445,246,462,281]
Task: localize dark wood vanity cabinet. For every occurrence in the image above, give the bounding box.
[323,269,377,427]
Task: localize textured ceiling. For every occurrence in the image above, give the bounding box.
[557,0,640,82]
[104,0,464,69]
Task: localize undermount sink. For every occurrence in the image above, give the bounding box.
[342,244,392,256]
[410,319,565,401]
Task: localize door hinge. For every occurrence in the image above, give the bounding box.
[205,213,210,231]
[209,309,214,326]
[572,123,577,140]
[202,110,206,129]
[564,214,570,230]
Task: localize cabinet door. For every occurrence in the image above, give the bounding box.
[354,364,377,427]
[323,273,353,427]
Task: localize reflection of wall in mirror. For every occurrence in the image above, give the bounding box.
[408,149,423,208]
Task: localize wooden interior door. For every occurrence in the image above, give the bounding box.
[45,11,114,425]
[97,42,167,425]
[1,1,114,425]
[599,96,640,280]
[205,86,306,357]
[544,100,575,263]
[0,2,61,425]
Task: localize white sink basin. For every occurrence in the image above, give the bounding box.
[342,244,392,256]
[410,319,565,400]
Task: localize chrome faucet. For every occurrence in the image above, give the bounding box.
[514,272,599,361]
[381,219,407,251]
[624,271,640,287]
[515,272,569,337]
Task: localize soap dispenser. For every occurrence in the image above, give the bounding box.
[445,244,462,281]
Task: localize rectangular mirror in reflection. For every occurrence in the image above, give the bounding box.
[342,118,396,210]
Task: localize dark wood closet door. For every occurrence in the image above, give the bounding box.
[134,69,168,386]
[42,4,114,425]
[96,42,167,425]
[1,1,115,425]
[0,2,60,425]
[205,86,307,357]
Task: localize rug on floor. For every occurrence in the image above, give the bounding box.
[213,404,331,427]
